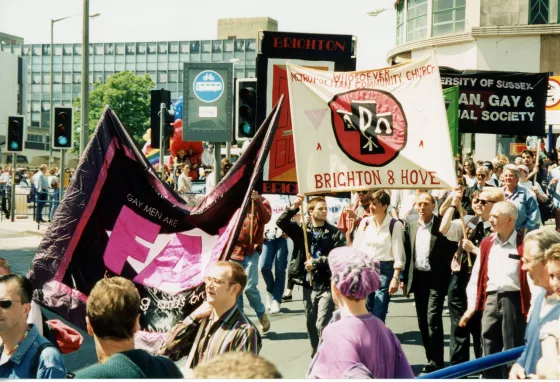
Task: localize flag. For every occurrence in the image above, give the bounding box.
[287,54,457,194]
[444,86,460,156]
[28,97,283,351]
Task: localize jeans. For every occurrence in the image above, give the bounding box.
[36,191,47,222]
[259,237,288,303]
[366,261,393,322]
[49,189,60,221]
[302,288,334,354]
[232,251,266,319]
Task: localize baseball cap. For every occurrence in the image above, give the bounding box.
[518,164,530,174]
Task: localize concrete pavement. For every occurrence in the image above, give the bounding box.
[0,226,475,378]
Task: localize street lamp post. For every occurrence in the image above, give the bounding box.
[80,0,90,156]
[49,10,100,168]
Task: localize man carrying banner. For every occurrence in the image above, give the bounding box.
[439,187,504,366]
[231,190,272,332]
[337,190,372,244]
[277,195,346,357]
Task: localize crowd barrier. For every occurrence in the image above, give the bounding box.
[418,346,526,379]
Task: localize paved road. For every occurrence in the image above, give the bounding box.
[1,234,475,378]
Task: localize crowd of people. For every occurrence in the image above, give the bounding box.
[1,148,560,379]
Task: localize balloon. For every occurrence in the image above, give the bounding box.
[169,119,203,157]
[174,96,183,121]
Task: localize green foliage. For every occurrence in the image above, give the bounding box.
[73,71,155,152]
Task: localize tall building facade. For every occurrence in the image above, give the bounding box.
[0,38,257,153]
[387,0,560,161]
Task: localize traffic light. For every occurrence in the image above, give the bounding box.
[53,107,73,149]
[150,89,175,149]
[7,116,24,152]
[235,78,257,141]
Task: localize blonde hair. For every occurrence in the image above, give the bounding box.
[481,187,505,202]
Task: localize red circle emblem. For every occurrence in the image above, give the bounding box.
[328,89,407,167]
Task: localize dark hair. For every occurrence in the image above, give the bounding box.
[522,149,535,158]
[463,159,475,176]
[371,190,390,207]
[86,277,140,340]
[0,274,32,303]
[0,257,10,273]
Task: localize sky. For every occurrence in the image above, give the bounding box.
[0,0,397,70]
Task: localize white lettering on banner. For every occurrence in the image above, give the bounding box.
[287,54,457,194]
[481,111,535,122]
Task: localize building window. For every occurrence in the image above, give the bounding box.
[126,43,135,55]
[116,43,125,55]
[137,44,146,54]
[406,0,428,42]
[234,40,245,51]
[105,43,114,55]
[190,41,200,53]
[63,45,73,55]
[147,43,157,54]
[27,134,44,143]
[396,1,405,45]
[432,0,466,37]
[158,42,168,54]
[529,0,549,24]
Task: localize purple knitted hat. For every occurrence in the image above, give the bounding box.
[329,247,381,300]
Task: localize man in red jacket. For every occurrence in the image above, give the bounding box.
[459,201,531,379]
[230,190,272,332]
[337,190,372,245]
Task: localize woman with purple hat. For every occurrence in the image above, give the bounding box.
[307,246,414,379]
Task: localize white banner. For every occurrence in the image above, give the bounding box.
[287,54,457,195]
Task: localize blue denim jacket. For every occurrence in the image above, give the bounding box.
[506,186,541,232]
[0,324,67,379]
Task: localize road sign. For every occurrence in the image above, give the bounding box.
[193,70,225,103]
[183,63,233,142]
[547,76,560,110]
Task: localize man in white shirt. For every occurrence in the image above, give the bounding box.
[401,192,457,373]
[459,201,531,379]
[32,165,49,223]
[201,143,216,170]
[177,164,192,194]
[0,167,12,219]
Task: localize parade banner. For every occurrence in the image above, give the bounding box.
[440,68,548,136]
[287,54,457,195]
[257,31,356,195]
[29,99,282,351]
[444,86,460,156]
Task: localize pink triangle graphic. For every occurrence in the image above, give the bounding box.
[304,108,328,130]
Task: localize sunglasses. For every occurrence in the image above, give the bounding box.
[476,174,487,178]
[0,300,23,309]
[473,199,494,206]
[357,191,369,195]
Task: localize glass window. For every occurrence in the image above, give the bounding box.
[432,0,466,37]
[396,1,405,45]
[180,42,189,53]
[41,101,50,112]
[116,43,125,55]
[42,73,51,84]
[137,43,146,54]
[63,56,72,64]
[126,43,135,55]
[147,62,158,71]
[234,40,245,52]
[407,0,428,42]
[32,45,42,56]
[23,46,30,55]
[53,73,62,84]
[32,101,41,112]
[202,41,211,53]
[53,44,62,56]
[212,41,222,53]
[136,62,146,71]
[158,42,168,54]
[148,42,157,54]
[105,63,115,71]
[147,71,156,83]
[224,40,234,52]
[42,45,50,55]
[13,44,21,55]
[94,44,104,55]
[32,73,41,84]
[105,43,114,55]
[169,71,178,82]
[158,71,168,83]
[190,41,200,53]
[27,134,44,143]
[169,62,178,70]
[73,73,81,83]
[116,63,125,71]
[63,72,72,84]
[63,45,73,55]
[74,44,82,55]
[94,72,103,83]
[246,39,256,52]
[104,72,113,82]
[169,42,179,54]
[115,55,125,63]
[529,0,549,24]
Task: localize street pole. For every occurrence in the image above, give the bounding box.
[49,20,54,169]
[60,150,66,199]
[160,103,165,179]
[80,0,90,156]
[10,153,15,222]
[225,142,231,161]
[214,142,221,186]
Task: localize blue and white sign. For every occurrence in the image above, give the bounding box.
[193,70,224,103]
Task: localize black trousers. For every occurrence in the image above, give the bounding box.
[412,269,448,367]
[448,270,482,365]
[481,291,526,379]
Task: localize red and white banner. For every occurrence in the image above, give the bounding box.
[287,54,457,195]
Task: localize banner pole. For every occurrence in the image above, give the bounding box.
[301,195,312,286]
[457,205,472,268]
[249,199,254,245]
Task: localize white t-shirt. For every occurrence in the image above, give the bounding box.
[352,214,405,268]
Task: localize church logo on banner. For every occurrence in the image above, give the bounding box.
[287,54,457,194]
[329,89,407,166]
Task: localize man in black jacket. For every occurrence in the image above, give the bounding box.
[402,192,456,373]
[277,195,346,357]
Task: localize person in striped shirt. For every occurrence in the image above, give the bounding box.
[181,261,262,368]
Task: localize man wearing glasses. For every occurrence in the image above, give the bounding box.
[0,274,66,378]
[440,187,504,367]
[162,261,261,369]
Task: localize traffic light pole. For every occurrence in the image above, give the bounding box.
[214,142,221,186]
[60,150,66,198]
[10,153,16,222]
[159,103,165,179]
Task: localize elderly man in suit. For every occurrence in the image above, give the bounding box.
[402,192,457,373]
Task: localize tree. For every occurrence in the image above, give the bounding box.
[73,71,155,152]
